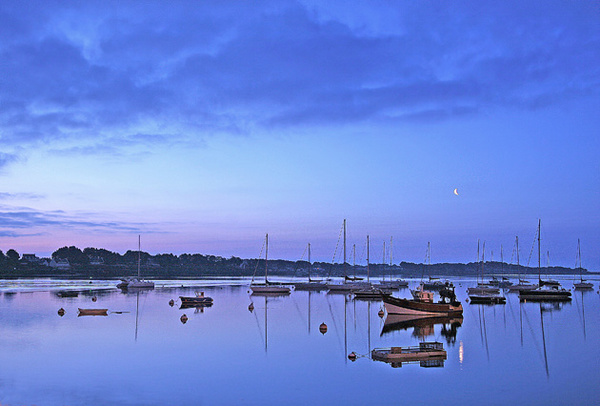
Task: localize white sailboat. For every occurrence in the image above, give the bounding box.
[573,239,593,290]
[294,243,327,291]
[507,236,538,292]
[519,220,571,301]
[467,240,500,295]
[250,234,291,294]
[326,219,365,292]
[118,236,154,290]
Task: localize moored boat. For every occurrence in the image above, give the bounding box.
[382,284,462,317]
[180,292,213,305]
[250,234,291,295]
[78,308,108,316]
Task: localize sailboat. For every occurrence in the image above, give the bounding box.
[519,220,571,301]
[118,236,154,290]
[294,243,327,291]
[573,239,594,290]
[250,234,291,294]
[326,220,366,292]
[373,237,407,289]
[507,236,538,292]
[354,235,385,300]
[467,240,500,295]
[468,241,506,304]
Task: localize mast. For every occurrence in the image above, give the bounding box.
[390,237,393,266]
[366,235,370,283]
[343,219,347,278]
[382,241,385,280]
[537,219,541,284]
[137,235,141,278]
[308,242,312,281]
[265,233,269,283]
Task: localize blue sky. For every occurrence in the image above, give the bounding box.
[1,1,599,269]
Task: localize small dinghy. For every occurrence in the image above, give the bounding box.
[78,308,108,316]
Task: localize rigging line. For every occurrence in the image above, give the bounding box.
[526,226,538,267]
[251,238,266,283]
[331,221,344,264]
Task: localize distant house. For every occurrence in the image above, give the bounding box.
[49,258,71,270]
[21,254,41,263]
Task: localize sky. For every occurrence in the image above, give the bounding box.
[1,1,599,269]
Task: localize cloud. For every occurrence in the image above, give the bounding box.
[0,0,598,154]
[0,153,19,169]
[0,205,155,235]
[0,193,44,200]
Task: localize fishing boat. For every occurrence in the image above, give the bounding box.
[294,243,327,291]
[371,342,446,368]
[382,283,462,317]
[180,291,214,305]
[250,234,291,294]
[573,239,593,290]
[519,220,571,302]
[118,236,154,290]
[78,308,108,316]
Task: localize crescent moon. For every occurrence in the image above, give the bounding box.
[453,188,459,196]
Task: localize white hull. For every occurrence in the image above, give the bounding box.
[250,285,290,294]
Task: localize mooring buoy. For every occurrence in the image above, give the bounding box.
[319,322,328,335]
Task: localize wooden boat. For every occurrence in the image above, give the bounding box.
[382,285,462,317]
[371,342,446,368]
[180,292,214,305]
[56,291,79,298]
[78,308,108,316]
[250,234,291,294]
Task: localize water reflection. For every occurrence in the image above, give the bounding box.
[0,278,598,405]
[381,314,462,345]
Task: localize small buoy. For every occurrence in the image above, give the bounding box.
[348,352,357,361]
[319,322,328,335]
[169,299,175,307]
[248,303,254,312]
[180,314,188,324]
[92,296,97,302]
[89,281,93,284]
[378,309,385,318]
[57,308,65,317]
[465,298,469,303]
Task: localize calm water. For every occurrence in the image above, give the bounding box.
[0,276,598,406]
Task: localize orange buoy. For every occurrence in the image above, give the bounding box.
[348,352,357,361]
[248,303,255,312]
[180,314,188,324]
[378,309,385,318]
[169,299,175,307]
[319,322,328,335]
[465,298,469,303]
[58,308,65,317]
[92,296,97,302]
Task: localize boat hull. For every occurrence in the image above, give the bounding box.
[468,294,506,304]
[573,282,594,290]
[382,294,463,316]
[250,285,291,294]
[519,289,572,301]
[293,282,327,291]
[78,308,108,316]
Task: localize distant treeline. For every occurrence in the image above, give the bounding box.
[0,245,593,279]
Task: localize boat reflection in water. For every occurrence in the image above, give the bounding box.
[371,342,447,368]
[381,314,463,345]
